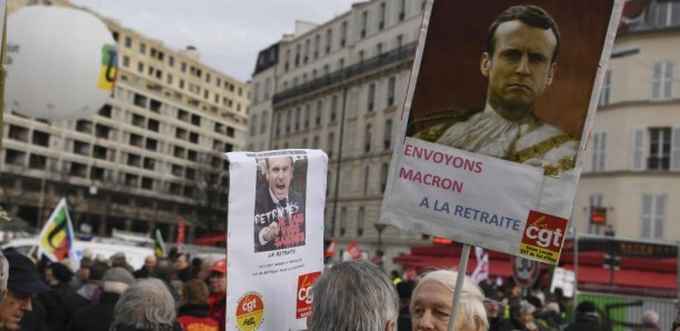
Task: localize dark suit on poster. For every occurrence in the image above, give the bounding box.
[254,187,306,253]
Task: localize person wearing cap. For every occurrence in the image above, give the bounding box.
[177,279,218,331]
[69,267,136,331]
[0,251,50,331]
[563,301,603,331]
[208,259,226,331]
[111,252,134,275]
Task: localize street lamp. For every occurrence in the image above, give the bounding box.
[374,223,387,269]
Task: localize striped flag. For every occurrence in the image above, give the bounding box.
[154,229,166,257]
[37,198,75,262]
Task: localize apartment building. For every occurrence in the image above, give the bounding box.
[574,0,680,242]
[1,0,249,241]
[250,0,430,270]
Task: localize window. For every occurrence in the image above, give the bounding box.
[633,128,645,170]
[591,132,607,172]
[122,56,130,67]
[396,34,404,49]
[641,193,666,239]
[648,127,671,170]
[250,114,258,136]
[125,36,132,48]
[29,154,47,170]
[652,1,680,27]
[363,166,370,195]
[295,108,301,131]
[339,207,347,236]
[137,62,144,74]
[384,119,393,150]
[340,21,347,47]
[325,29,333,54]
[651,61,673,99]
[32,131,50,147]
[327,132,335,158]
[304,39,310,63]
[599,70,611,106]
[387,76,396,106]
[588,194,603,234]
[376,43,383,56]
[314,34,320,59]
[381,163,389,193]
[379,3,386,30]
[286,110,292,133]
[315,101,323,127]
[365,124,373,153]
[139,43,146,54]
[361,11,368,38]
[253,83,260,104]
[399,0,406,21]
[357,207,365,236]
[367,83,375,112]
[330,95,338,123]
[313,136,320,149]
[304,106,310,129]
[260,111,268,134]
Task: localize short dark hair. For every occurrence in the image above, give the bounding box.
[264,156,294,171]
[486,5,560,63]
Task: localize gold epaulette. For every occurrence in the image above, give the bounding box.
[408,108,481,142]
[509,134,574,163]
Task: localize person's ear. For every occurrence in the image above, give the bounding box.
[546,62,557,86]
[480,52,491,78]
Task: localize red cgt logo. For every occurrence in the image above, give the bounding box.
[521,210,567,253]
[296,271,321,319]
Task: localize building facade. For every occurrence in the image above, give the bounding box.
[574,0,680,242]
[249,0,431,270]
[1,0,249,241]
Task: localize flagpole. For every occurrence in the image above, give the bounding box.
[447,244,471,331]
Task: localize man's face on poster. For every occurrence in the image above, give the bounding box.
[266,157,294,201]
[481,20,557,115]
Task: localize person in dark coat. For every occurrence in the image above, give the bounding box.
[177,279,218,331]
[39,262,89,331]
[0,250,50,331]
[564,301,603,331]
[69,267,135,331]
[133,255,156,279]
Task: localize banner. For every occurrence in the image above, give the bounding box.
[37,198,76,262]
[380,0,624,264]
[226,149,326,331]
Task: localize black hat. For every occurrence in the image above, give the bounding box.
[5,251,49,296]
[49,262,74,284]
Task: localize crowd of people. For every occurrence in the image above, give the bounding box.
[0,248,674,331]
[0,247,226,331]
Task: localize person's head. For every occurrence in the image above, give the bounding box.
[182,279,210,306]
[77,257,93,282]
[208,259,226,294]
[0,252,49,331]
[110,278,176,331]
[46,262,74,287]
[574,301,600,324]
[173,253,189,271]
[90,260,110,281]
[144,255,157,271]
[154,258,176,282]
[481,5,559,118]
[264,156,294,201]
[518,300,535,326]
[641,309,660,329]
[102,267,135,294]
[410,270,488,331]
[308,261,398,331]
[111,252,128,268]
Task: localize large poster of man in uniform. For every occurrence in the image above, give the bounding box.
[254,155,308,253]
[407,1,614,176]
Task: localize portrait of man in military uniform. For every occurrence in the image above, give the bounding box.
[254,156,307,253]
[412,5,576,176]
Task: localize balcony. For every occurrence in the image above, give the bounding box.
[273,42,417,106]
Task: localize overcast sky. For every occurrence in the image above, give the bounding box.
[69,0,358,82]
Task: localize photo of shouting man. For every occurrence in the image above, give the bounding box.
[254,155,307,252]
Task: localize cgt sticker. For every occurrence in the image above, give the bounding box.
[235,292,264,331]
[296,271,321,319]
[520,210,567,264]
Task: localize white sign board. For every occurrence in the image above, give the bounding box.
[226,150,326,331]
[380,0,624,264]
[550,267,575,298]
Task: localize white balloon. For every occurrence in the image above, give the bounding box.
[5,6,117,120]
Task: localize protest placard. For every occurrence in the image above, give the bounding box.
[381,0,624,265]
[226,149,326,331]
